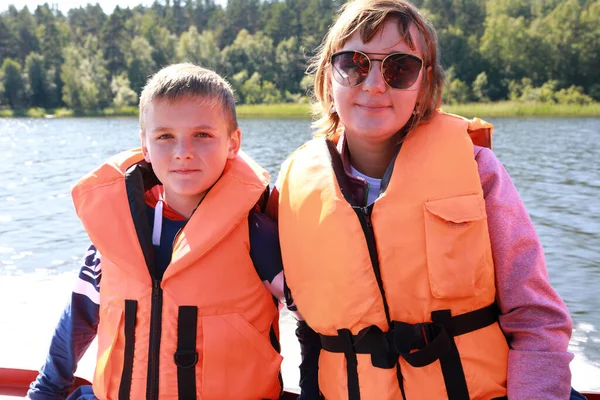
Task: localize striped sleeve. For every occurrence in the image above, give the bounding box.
[28,244,101,400]
[72,245,102,305]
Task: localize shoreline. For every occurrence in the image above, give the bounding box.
[1,102,600,119]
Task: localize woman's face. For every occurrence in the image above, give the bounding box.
[330,19,425,145]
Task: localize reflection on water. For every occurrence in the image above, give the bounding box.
[0,116,599,390]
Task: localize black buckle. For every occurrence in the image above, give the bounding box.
[390,321,441,354]
[356,326,396,369]
[420,322,439,345]
[174,349,198,368]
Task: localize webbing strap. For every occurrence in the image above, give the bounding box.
[118,300,138,400]
[175,306,198,400]
[319,303,499,400]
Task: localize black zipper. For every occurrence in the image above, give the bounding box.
[355,204,407,399]
[146,279,163,400]
[147,221,189,400]
[147,221,188,400]
[354,204,391,324]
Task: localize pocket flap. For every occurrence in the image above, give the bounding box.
[424,194,486,223]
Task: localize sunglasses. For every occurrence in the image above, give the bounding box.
[331,50,423,90]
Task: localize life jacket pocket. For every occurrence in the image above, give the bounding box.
[423,194,490,299]
[201,313,283,400]
[94,304,124,398]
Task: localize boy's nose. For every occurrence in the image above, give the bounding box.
[361,61,387,93]
[174,140,194,159]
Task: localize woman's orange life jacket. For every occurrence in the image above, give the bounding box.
[277,111,509,400]
[71,148,283,400]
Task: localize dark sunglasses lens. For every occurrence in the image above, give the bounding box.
[331,51,370,87]
[382,54,423,89]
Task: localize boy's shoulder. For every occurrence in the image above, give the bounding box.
[248,209,282,283]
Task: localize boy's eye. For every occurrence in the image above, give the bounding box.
[157,133,173,140]
[196,132,211,138]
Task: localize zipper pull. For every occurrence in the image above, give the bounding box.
[362,206,372,228]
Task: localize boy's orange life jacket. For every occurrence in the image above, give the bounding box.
[277,111,509,400]
[71,148,283,400]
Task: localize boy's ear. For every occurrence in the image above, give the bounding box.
[228,128,242,159]
[140,132,151,163]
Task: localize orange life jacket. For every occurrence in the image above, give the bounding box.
[72,148,283,400]
[277,111,509,400]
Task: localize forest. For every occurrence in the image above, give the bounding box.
[0,0,598,114]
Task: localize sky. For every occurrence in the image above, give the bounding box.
[2,0,225,15]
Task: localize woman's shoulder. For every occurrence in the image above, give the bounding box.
[474,145,506,179]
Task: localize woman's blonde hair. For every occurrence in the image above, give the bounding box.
[308,0,445,139]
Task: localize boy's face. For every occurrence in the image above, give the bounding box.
[141,97,240,215]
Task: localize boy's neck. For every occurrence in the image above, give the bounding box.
[163,192,205,219]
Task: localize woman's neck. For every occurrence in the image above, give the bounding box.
[345,135,397,179]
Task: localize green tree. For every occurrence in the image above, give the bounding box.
[126,36,157,95]
[149,26,178,69]
[60,37,110,113]
[438,26,485,84]
[172,0,189,35]
[220,0,260,46]
[555,85,594,105]
[230,69,248,103]
[24,52,48,108]
[111,73,138,108]
[480,14,550,96]
[2,58,26,109]
[485,0,533,20]
[262,1,292,45]
[275,37,305,94]
[535,0,599,92]
[67,4,107,44]
[35,12,71,108]
[176,26,220,71]
[0,15,20,62]
[100,6,131,77]
[448,78,471,104]
[472,72,490,102]
[13,6,40,63]
[241,72,264,104]
[221,30,275,83]
[578,1,600,94]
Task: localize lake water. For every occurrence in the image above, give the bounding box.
[0,116,599,393]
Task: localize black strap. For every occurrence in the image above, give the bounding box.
[320,323,436,360]
[432,309,470,400]
[338,329,360,400]
[175,306,198,400]
[398,303,498,368]
[118,300,138,400]
[319,304,499,399]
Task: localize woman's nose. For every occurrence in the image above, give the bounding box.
[361,61,387,93]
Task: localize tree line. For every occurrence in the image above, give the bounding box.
[0,0,598,113]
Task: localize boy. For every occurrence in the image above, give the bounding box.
[28,63,291,400]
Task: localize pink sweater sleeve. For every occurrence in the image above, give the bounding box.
[476,146,573,399]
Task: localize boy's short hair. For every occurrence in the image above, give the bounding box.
[139,63,238,134]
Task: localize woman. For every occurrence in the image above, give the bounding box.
[268,0,577,399]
